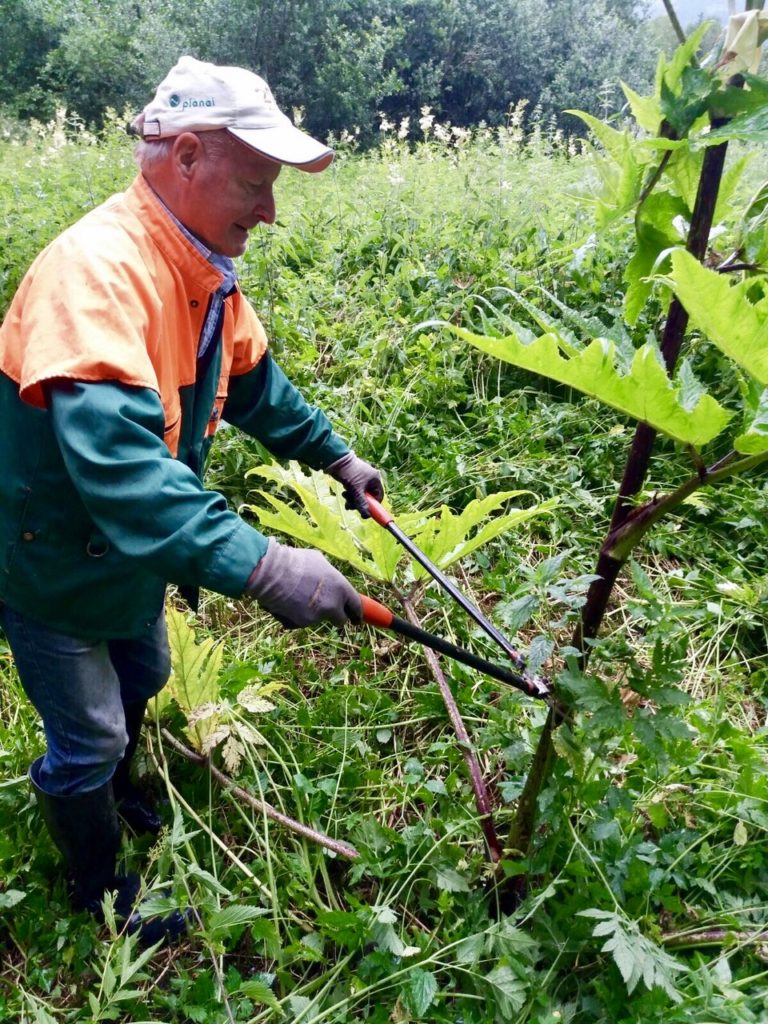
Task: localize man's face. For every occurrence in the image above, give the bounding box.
[179,135,281,257]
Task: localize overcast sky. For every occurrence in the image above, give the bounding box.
[647,0,732,24]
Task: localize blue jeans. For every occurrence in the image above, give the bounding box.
[0,604,170,796]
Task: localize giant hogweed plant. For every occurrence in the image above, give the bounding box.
[151,607,282,772]
[433,17,768,890]
[245,461,555,586]
[243,462,556,862]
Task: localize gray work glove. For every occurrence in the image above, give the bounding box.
[246,539,362,629]
[325,450,384,519]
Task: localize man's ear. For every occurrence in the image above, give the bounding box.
[172,133,204,179]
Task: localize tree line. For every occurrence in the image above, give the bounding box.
[1,0,693,142]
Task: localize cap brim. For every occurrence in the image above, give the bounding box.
[228,124,333,172]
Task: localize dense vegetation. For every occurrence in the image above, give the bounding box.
[1,63,767,1018]
[2,7,768,1021]
[0,0,687,141]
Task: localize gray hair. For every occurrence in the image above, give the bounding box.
[133,137,175,171]
[131,115,241,172]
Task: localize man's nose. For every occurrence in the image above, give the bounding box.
[254,187,276,225]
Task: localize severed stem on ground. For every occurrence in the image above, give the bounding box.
[161,728,360,861]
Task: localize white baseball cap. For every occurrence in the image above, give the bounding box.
[140,56,333,172]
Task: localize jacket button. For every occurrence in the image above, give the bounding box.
[22,531,35,542]
[86,540,110,558]
[190,299,199,308]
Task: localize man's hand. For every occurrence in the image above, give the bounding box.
[246,539,362,629]
[326,451,384,519]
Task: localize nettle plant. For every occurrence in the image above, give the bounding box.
[435,17,768,871]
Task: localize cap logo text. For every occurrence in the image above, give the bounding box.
[168,94,217,111]
[181,97,216,110]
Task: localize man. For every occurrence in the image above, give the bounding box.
[0,56,383,945]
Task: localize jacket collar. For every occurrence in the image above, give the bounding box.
[125,175,226,294]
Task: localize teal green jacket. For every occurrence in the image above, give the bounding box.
[0,356,347,639]
[0,177,348,639]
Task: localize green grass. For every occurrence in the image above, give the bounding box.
[0,116,767,1023]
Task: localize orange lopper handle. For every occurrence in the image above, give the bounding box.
[360,594,393,628]
[364,492,394,528]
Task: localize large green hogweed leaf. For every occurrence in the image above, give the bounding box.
[440,323,731,447]
[245,463,554,583]
[160,607,224,751]
[246,463,410,581]
[669,250,768,385]
[624,191,689,325]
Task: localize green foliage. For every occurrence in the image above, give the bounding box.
[245,461,555,583]
[440,322,731,448]
[732,177,768,268]
[0,0,64,120]
[624,192,688,324]
[579,908,686,1001]
[567,111,646,227]
[706,74,768,143]
[85,938,161,1020]
[443,34,768,478]
[1,47,768,1023]
[0,0,657,138]
[0,112,137,313]
[44,1,189,127]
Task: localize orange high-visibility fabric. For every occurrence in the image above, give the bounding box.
[0,174,268,456]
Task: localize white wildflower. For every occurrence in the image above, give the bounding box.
[450,125,470,147]
[419,105,435,137]
[433,122,451,144]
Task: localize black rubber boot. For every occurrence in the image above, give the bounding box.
[29,757,188,947]
[112,701,163,836]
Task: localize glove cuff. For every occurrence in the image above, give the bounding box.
[325,450,355,478]
[245,538,282,599]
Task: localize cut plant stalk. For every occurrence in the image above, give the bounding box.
[162,729,360,861]
[359,493,552,863]
[401,596,504,863]
[360,590,506,862]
